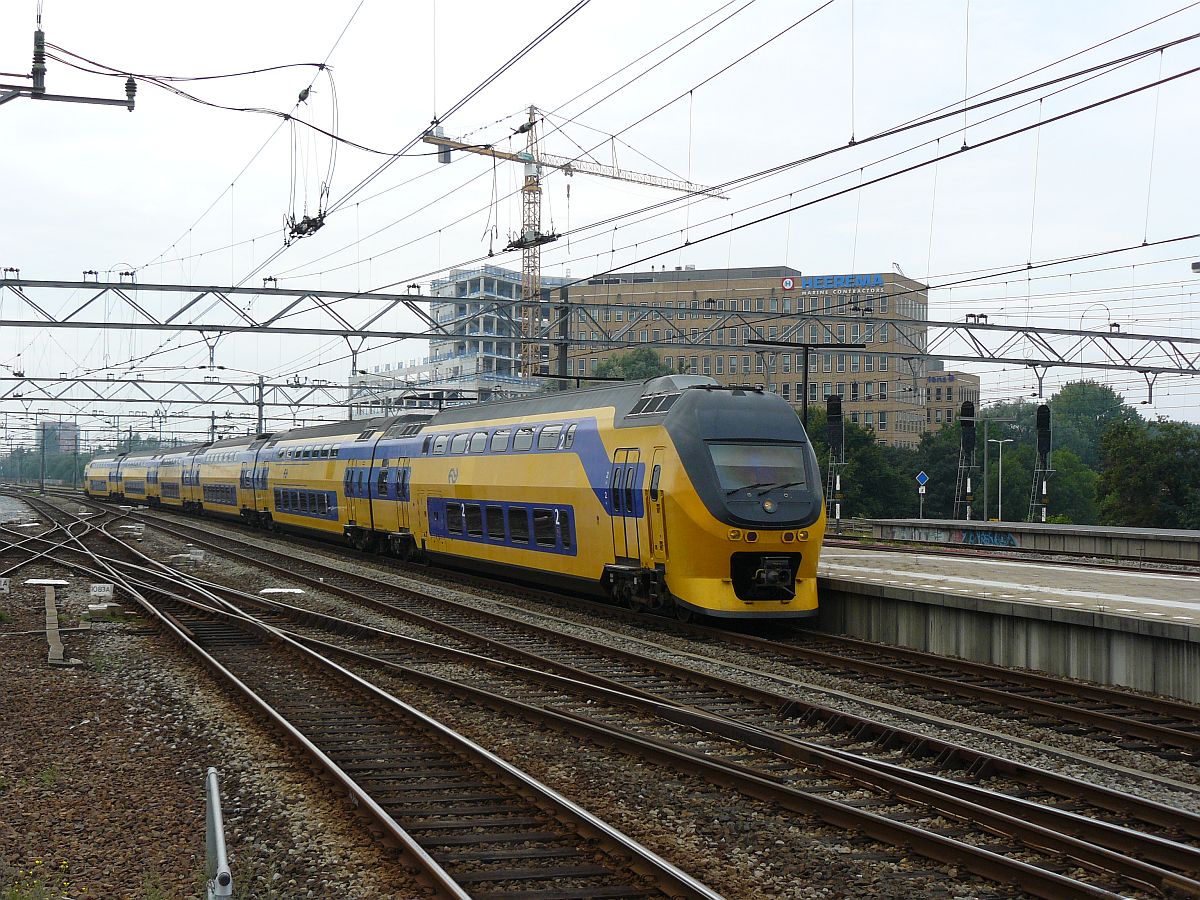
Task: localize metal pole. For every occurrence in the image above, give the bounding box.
[801,345,810,427]
[998,441,1004,522]
[204,767,233,899]
[39,420,46,494]
[982,418,990,521]
[255,375,264,434]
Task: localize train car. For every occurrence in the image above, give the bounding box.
[116,453,151,504]
[195,437,252,520]
[83,454,119,498]
[371,375,824,619]
[156,448,188,508]
[262,421,371,538]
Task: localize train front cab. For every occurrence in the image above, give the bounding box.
[632,384,824,620]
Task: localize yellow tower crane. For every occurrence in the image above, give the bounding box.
[423,106,724,377]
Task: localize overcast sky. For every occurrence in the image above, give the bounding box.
[2,0,1199,441]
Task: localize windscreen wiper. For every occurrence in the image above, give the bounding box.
[758,481,805,495]
[726,482,773,496]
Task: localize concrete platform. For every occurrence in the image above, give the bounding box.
[867,518,1200,563]
[816,548,1200,702]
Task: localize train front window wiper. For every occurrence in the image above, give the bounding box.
[757,481,805,495]
[726,481,773,496]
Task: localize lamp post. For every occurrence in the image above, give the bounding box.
[987,438,1014,521]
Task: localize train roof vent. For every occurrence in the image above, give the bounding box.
[355,429,376,441]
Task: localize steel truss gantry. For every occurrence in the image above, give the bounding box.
[3,279,1199,386]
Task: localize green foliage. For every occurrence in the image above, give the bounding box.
[0,432,173,485]
[1051,381,1140,468]
[805,409,919,519]
[592,348,674,381]
[1097,419,1200,527]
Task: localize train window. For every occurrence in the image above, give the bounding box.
[333,446,342,457]
[559,509,573,551]
[300,493,310,512]
[317,494,328,514]
[537,426,561,450]
[377,469,388,497]
[513,427,535,451]
[508,507,530,544]
[563,424,577,449]
[432,435,449,455]
[489,429,511,452]
[449,433,469,454]
[657,394,681,412]
[486,505,505,541]
[356,470,366,491]
[273,488,281,506]
[446,502,464,535]
[468,432,488,453]
[611,467,623,513]
[532,508,556,547]
[649,465,662,500]
[289,491,299,509]
[624,467,636,513]
[422,436,432,454]
[344,469,353,493]
[465,504,483,537]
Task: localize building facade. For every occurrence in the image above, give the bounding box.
[565,266,946,447]
[919,367,981,433]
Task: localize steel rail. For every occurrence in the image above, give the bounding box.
[100,501,1200,839]
[17,514,1148,900]
[18,495,723,900]
[118,568,1200,893]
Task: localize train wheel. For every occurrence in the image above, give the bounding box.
[671,601,694,623]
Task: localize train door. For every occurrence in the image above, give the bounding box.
[344,460,361,527]
[396,457,411,533]
[610,449,642,563]
[647,448,668,562]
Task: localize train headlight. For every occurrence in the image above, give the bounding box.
[761,499,778,514]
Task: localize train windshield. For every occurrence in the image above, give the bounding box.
[708,442,808,493]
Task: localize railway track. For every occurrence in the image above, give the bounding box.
[20,496,1200,897]
[12,496,718,900]
[29,495,1200,897]
[119,500,1200,764]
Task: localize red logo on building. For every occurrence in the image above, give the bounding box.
[781,277,795,290]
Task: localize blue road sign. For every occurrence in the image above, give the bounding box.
[915,471,929,486]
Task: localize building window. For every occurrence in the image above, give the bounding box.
[947,386,954,401]
[851,355,860,373]
[823,354,832,373]
[879,355,888,372]
[782,383,791,399]
[702,357,712,374]
[743,354,751,372]
[865,355,874,372]
[810,383,819,402]
[865,412,874,426]
[809,324,819,342]
[851,324,860,342]
[781,355,791,373]
[851,382,860,401]
[851,412,859,424]
[879,323,889,341]
[880,294,889,313]
[715,356,724,375]
[728,355,737,374]
[836,354,846,373]
[755,356,765,373]
[935,387,942,400]
[822,382,832,398]
[690,355,699,373]
[935,409,943,423]
[836,382,845,398]
[879,412,888,430]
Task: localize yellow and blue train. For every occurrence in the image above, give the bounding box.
[84,375,825,619]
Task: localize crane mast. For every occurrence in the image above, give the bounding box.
[423,107,724,377]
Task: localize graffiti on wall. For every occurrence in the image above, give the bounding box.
[958,528,1019,548]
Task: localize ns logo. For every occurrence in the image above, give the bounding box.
[448,467,460,485]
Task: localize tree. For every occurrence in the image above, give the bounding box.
[805,409,917,519]
[1097,419,1200,527]
[1044,448,1098,525]
[592,348,674,381]
[1051,381,1139,468]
